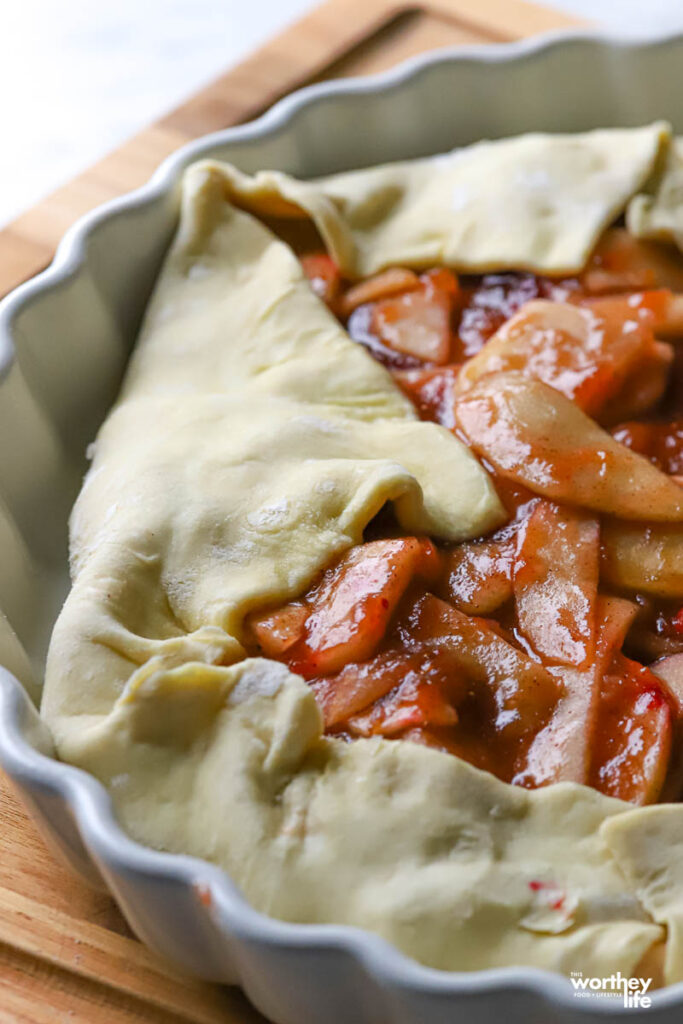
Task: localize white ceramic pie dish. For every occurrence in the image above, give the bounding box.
[3,28,683,1023]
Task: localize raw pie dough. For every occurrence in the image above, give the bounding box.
[42,122,683,983]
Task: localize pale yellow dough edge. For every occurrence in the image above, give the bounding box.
[41,124,683,982]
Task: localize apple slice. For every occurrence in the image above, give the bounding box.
[651,652,683,800]
[597,595,639,654]
[601,340,673,425]
[371,273,456,364]
[248,602,309,658]
[581,228,683,295]
[510,501,599,786]
[514,501,599,669]
[589,653,672,805]
[455,372,683,521]
[312,640,469,729]
[441,533,514,616]
[345,671,459,737]
[458,299,659,420]
[516,596,636,789]
[300,252,341,308]
[651,652,683,722]
[313,648,429,728]
[286,538,440,678]
[601,521,683,599]
[655,292,683,337]
[582,288,683,340]
[340,267,419,317]
[406,594,560,740]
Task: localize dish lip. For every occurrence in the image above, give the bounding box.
[2,25,683,1011]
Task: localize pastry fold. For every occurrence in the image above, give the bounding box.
[42,124,683,981]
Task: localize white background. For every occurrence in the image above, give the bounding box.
[1,0,683,228]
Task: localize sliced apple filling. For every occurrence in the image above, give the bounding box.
[246,237,683,807]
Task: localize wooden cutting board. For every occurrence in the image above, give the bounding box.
[0,1,583,1021]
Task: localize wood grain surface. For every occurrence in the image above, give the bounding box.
[0,1,581,1020]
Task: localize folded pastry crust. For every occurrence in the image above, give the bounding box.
[629,138,683,248]
[42,123,683,982]
[202,122,670,276]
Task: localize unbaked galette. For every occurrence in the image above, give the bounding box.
[44,122,683,984]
